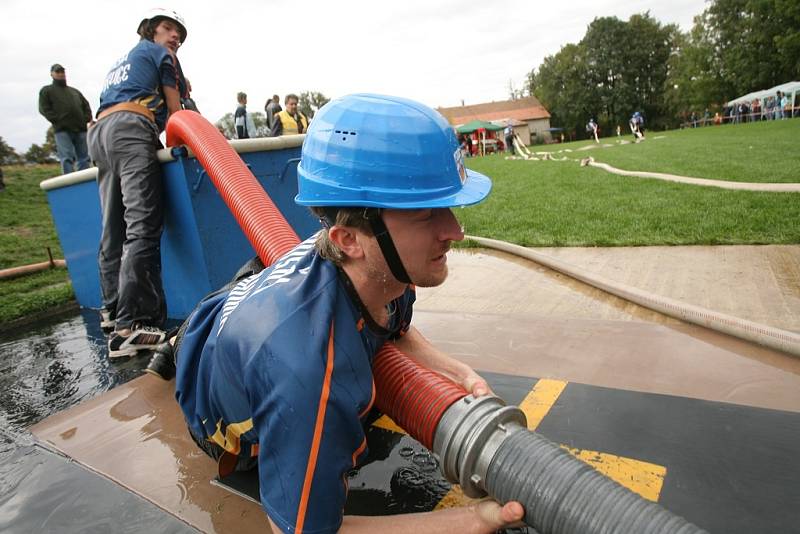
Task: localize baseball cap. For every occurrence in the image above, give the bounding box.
[50,63,65,72]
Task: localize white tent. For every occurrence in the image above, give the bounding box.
[726,81,800,112]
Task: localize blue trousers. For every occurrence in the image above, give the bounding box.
[54,130,90,175]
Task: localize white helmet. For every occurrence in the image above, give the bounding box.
[138,8,188,43]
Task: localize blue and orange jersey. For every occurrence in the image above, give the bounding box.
[97,39,183,131]
[175,236,415,533]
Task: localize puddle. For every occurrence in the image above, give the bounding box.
[0,310,190,533]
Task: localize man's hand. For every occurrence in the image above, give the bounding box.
[474,499,526,532]
[460,368,492,397]
[394,327,494,398]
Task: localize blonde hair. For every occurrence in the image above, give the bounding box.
[310,207,374,265]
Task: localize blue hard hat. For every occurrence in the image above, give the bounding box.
[295,93,491,209]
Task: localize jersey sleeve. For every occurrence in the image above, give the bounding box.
[158,50,179,89]
[245,312,371,534]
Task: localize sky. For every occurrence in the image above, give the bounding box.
[1,0,706,153]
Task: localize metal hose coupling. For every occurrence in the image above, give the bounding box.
[432,394,708,534]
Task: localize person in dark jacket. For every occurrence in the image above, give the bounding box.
[38,64,93,175]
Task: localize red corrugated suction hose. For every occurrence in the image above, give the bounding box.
[165,110,300,266]
[372,344,466,449]
[165,111,464,447]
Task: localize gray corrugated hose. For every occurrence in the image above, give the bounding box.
[433,394,708,533]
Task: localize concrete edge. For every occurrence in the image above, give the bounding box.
[467,235,800,358]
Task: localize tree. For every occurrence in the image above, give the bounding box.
[529,12,683,133]
[696,0,800,100]
[298,91,330,119]
[25,143,56,164]
[531,43,594,137]
[0,136,20,165]
[44,126,57,158]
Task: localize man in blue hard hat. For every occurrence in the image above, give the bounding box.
[173,94,524,533]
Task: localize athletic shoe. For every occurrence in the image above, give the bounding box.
[107,325,167,359]
[145,341,176,380]
[100,308,116,332]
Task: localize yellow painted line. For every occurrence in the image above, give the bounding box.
[434,484,482,510]
[563,447,666,502]
[436,378,667,508]
[372,415,406,434]
[519,378,568,431]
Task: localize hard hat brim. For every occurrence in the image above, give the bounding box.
[295,168,492,209]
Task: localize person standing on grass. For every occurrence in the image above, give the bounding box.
[586,118,599,143]
[89,8,188,357]
[38,64,93,175]
[504,122,515,154]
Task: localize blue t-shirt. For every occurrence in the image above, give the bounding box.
[97,39,183,131]
[176,236,415,533]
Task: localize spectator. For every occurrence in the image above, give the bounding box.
[504,122,516,153]
[775,92,783,120]
[630,111,645,140]
[88,8,188,356]
[586,118,599,142]
[234,92,257,139]
[264,94,281,133]
[781,92,791,119]
[270,93,308,136]
[172,93,524,534]
[38,64,93,175]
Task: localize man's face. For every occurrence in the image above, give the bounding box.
[376,208,465,287]
[286,98,298,114]
[51,70,66,82]
[153,19,181,52]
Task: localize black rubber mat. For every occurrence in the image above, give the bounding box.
[214,371,800,533]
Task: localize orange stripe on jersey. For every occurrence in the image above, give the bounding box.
[356,317,365,332]
[351,437,367,466]
[358,380,375,419]
[295,322,336,534]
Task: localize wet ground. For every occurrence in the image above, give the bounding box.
[3,246,799,532]
[0,310,193,533]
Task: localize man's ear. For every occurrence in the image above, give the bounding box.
[328,225,365,260]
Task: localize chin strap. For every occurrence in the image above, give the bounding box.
[365,209,412,285]
[319,207,412,284]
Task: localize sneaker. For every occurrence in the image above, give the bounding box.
[108,325,166,359]
[145,341,176,380]
[100,308,116,332]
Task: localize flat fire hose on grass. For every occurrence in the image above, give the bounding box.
[166,110,707,533]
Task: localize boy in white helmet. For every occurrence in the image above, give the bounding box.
[89,9,189,357]
[174,94,523,533]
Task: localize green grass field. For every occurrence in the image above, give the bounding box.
[534,119,800,183]
[459,119,800,246]
[0,164,72,326]
[1,119,798,322]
